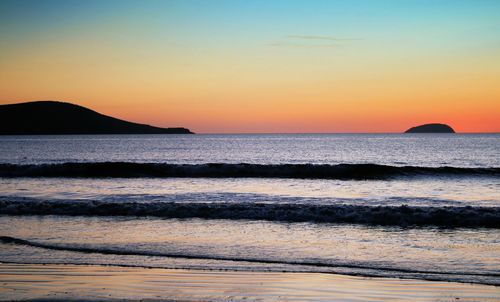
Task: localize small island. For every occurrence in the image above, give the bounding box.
[404,123,455,133]
[0,101,193,135]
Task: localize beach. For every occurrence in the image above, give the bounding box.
[1,263,499,301]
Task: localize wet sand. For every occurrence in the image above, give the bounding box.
[0,263,498,301]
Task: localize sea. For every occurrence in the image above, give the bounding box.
[0,134,499,285]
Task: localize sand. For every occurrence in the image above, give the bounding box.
[0,263,499,301]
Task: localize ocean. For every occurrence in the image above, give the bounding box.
[0,134,499,285]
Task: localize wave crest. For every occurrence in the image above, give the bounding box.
[0,162,499,179]
[1,197,498,228]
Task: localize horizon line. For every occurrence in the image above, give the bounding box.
[192,132,500,134]
[1,100,498,134]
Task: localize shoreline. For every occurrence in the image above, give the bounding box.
[1,263,499,301]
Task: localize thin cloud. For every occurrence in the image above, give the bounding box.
[287,35,362,41]
[268,41,341,48]
[268,35,363,48]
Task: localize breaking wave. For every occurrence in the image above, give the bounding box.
[1,197,498,228]
[0,162,499,179]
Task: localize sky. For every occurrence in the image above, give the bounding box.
[0,0,499,133]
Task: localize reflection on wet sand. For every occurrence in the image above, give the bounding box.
[1,263,499,302]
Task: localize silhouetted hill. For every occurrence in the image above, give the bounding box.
[0,101,193,135]
[405,123,455,133]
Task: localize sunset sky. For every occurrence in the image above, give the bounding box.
[1,0,499,133]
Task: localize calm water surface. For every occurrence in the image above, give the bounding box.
[0,133,498,166]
